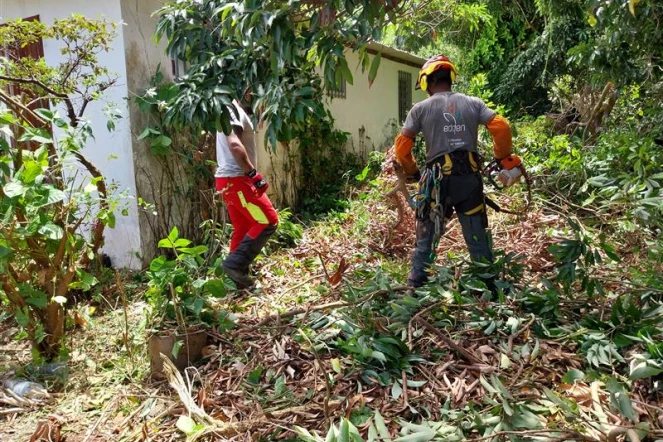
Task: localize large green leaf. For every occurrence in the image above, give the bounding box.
[373,411,392,442]
[18,283,48,308]
[38,222,64,240]
[150,134,173,155]
[368,52,381,88]
[20,161,43,184]
[629,362,663,380]
[338,419,350,442]
[69,270,99,291]
[0,244,12,260]
[393,427,435,442]
[204,279,227,298]
[18,129,53,145]
[175,415,197,435]
[149,255,176,272]
[42,188,66,207]
[338,58,354,86]
[137,127,160,141]
[3,181,26,198]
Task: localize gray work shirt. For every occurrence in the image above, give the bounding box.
[403,91,495,164]
[215,101,257,178]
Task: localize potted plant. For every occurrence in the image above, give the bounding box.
[145,227,230,378]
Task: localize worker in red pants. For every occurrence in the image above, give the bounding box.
[216,99,278,289]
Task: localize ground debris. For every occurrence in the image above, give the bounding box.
[4,156,662,442]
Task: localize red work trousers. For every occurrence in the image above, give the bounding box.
[216,177,279,252]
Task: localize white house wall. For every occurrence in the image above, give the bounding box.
[326,50,427,155]
[1,0,142,269]
[256,49,427,208]
[119,0,199,266]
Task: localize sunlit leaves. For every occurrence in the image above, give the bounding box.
[0,15,118,98]
[154,0,394,145]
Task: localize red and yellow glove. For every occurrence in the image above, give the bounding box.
[247,168,269,196]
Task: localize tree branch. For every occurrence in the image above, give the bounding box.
[0,73,80,126]
[0,88,48,126]
[72,151,108,265]
[0,75,68,99]
[415,316,484,365]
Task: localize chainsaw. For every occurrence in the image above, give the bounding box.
[483,154,532,215]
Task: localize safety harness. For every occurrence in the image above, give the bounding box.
[413,151,484,253]
[411,150,532,256]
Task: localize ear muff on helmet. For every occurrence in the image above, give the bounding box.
[415,55,457,92]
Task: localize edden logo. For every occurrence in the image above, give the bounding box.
[442,111,466,133]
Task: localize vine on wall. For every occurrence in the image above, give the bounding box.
[133,71,223,260]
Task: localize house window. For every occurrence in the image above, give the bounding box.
[327,77,346,99]
[398,70,412,123]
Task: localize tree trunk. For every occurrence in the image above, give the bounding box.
[36,266,76,360]
[38,301,66,360]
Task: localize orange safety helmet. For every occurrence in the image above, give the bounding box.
[415,54,458,92]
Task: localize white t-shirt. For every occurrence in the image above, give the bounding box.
[215,101,258,178]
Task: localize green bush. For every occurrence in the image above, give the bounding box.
[297,111,363,218]
[145,227,231,330]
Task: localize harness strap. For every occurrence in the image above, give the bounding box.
[428,151,481,176]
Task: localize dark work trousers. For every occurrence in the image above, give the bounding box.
[408,172,493,287]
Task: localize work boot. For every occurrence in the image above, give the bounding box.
[222,263,255,290]
[222,224,277,289]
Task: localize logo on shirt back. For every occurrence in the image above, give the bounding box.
[443,108,466,133]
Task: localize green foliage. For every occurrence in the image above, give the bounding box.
[0,15,118,121]
[491,10,585,114]
[0,109,120,360]
[145,227,232,330]
[154,0,394,146]
[518,85,663,234]
[382,1,492,54]
[582,133,663,229]
[396,0,661,116]
[267,208,304,252]
[296,111,363,217]
[568,0,663,86]
[133,70,217,250]
[462,73,508,116]
[547,218,620,296]
[0,16,121,360]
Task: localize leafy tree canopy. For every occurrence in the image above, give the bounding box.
[155,0,662,138]
[391,0,663,114]
[155,0,412,146]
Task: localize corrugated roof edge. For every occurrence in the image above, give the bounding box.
[365,41,426,69]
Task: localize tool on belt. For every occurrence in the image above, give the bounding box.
[392,151,532,239]
[412,151,485,255]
